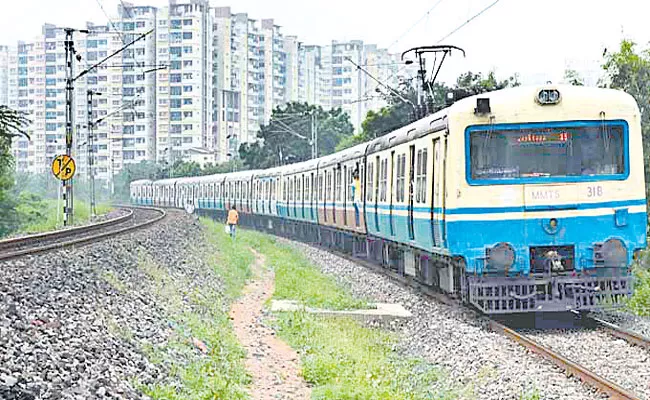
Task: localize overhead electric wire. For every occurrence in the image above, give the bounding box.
[91,0,126,43]
[435,0,501,43]
[388,0,448,50]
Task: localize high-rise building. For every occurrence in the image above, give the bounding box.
[298,44,328,107]
[0,46,9,106]
[4,2,409,176]
[8,25,68,174]
[261,19,286,123]
[284,36,299,104]
[155,0,214,166]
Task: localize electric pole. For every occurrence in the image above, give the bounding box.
[87,90,101,218]
[62,27,153,226]
[310,112,318,159]
[63,28,85,227]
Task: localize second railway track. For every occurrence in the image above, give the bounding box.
[0,205,166,261]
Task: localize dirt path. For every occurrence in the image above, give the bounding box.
[229,248,312,400]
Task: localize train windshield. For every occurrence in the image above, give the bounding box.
[468,122,626,181]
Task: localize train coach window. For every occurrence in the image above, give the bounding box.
[469,123,626,181]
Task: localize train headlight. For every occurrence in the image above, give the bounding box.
[601,239,628,268]
[536,89,561,105]
[487,242,516,272]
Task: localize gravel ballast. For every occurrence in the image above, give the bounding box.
[0,210,216,400]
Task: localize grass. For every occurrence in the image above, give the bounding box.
[136,218,253,400]
[232,228,369,310]
[628,264,650,316]
[17,198,113,233]
[206,224,462,399]
[202,218,254,300]
[274,312,462,400]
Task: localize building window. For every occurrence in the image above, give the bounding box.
[170,86,182,95]
[182,32,192,40]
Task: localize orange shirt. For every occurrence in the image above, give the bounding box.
[227,209,239,225]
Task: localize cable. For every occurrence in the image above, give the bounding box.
[388,0,448,50]
[91,0,126,43]
[436,0,501,44]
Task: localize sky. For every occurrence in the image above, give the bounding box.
[1,0,648,86]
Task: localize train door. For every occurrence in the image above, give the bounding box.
[431,137,445,246]
[322,172,328,222]
[389,151,396,237]
[343,165,348,226]
[374,156,380,232]
[408,145,416,241]
[300,175,306,219]
[310,172,316,221]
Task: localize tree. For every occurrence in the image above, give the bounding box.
[563,69,584,86]
[601,39,650,195]
[0,106,29,236]
[240,102,354,169]
[112,160,165,201]
[454,70,520,95]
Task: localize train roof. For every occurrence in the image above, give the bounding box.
[366,113,448,155]
[224,169,257,182]
[152,177,179,186]
[446,84,640,120]
[282,158,320,175]
[254,166,284,178]
[318,141,368,167]
[130,179,152,186]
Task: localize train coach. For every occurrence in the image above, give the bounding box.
[132,84,647,315]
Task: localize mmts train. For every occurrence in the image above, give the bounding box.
[132,85,647,314]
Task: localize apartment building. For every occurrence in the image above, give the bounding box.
[7,25,67,174]
[0,46,9,106]
[155,0,214,165]
[4,1,408,176]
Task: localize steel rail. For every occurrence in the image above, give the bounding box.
[0,209,134,251]
[487,320,641,400]
[0,206,165,261]
[591,316,650,351]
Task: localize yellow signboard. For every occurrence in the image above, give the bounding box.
[51,155,76,181]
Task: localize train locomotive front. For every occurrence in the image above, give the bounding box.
[446,85,647,314]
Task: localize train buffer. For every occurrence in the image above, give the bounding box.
[270,300,412,322]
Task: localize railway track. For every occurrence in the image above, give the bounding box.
[0,205,166,261]
[304,243,649,400]
[590,316,650,351]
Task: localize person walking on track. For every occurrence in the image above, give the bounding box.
[227,205,239,239]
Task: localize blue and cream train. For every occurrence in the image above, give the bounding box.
[132,85,647,314]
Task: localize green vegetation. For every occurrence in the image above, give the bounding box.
[213,224,460,399]
[235,230,368,310]
[137,218,251,400]
[628,263,650,316]
[274,312,461,400]
[16,198,113,234]
[201,218,254,300]
[520,388,542,400]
